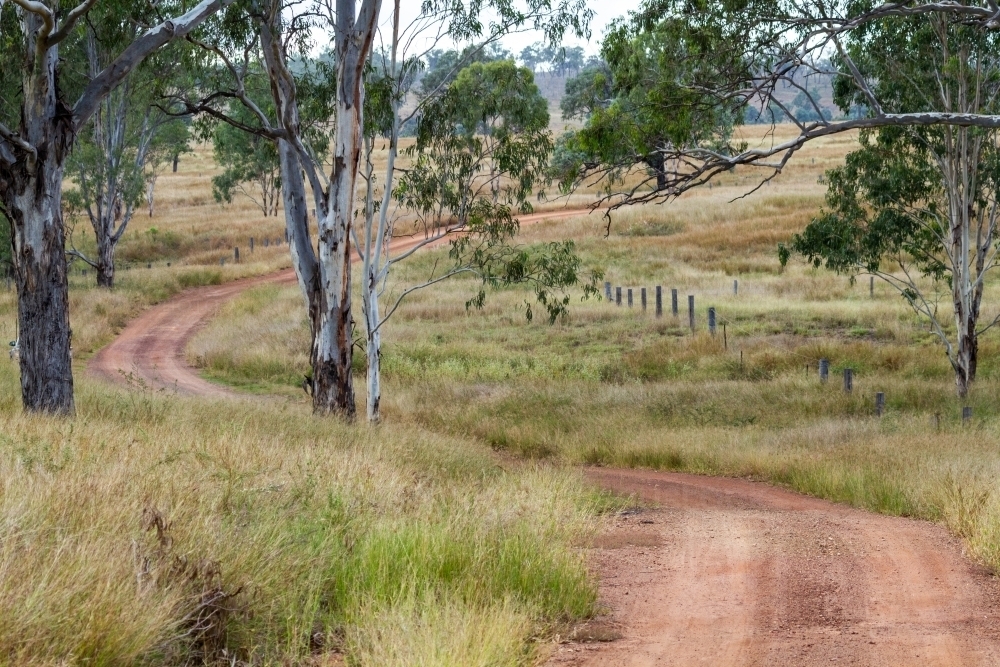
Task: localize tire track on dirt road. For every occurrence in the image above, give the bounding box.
[87,209,1000,666]
[549,468,1000,666]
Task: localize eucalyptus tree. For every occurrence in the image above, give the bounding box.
[560,59,612,120]
[65,17,191,288]
[557,0,1000,203]
[783,15,1000,398]
[185,0,590,419]
[355,57,596,422]
[556,0,1000,396]
[211,103,282,217]
[0,0,237,413]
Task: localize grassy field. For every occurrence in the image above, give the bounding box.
[0,145,614,666]
[4,123,1000,664]
[189,125,1000,579]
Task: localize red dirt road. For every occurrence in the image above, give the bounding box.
[87,208,590,395]
[86,209,1000,666]
[549,468,1000,666]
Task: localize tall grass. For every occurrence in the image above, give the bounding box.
[184,126,1000,589]
[0,359,599,665]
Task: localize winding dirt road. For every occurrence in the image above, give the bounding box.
[88,209,585,395]
[87,209,1000,666]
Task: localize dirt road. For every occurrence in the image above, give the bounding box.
[87,208,587,395]
[549,468,1000,666]
[87,209,1000,666]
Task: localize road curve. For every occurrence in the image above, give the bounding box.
[548,468,1000,667]
[87,209,1000,666]
[87,208,590,395]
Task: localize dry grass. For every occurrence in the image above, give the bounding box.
[186,123,1000,585]
[8,122,1000,664]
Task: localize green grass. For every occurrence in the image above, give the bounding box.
[186,187,1000,586]
[0,356,602,665]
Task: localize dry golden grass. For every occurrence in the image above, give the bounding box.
[6,122,1000,664]
[187,123,1000,583]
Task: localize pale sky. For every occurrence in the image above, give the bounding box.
[389,1,645,61]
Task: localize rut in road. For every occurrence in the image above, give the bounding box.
[85,210,1000,667]
[549,468,1000,667]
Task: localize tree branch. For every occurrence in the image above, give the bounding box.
[46,0,99,46]
[74,0,236,127]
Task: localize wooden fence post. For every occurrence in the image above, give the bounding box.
[249,237,254,253]
[615,287,622,306]
[234,247,240,263]
[733,279,739,296]
[627,288,633,308]
[843,368,853,393]
[655,286,663,318]
[688,295,695,331]
[875,392,885,417]
[870,276,874,298]
[819,358,829,383]
[604,281,612,301]
[672,288,678,316]
[708,307,716,335]
[264,238,270,248]
[641,287,647,312]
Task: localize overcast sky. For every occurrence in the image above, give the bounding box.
[390,1,645,60]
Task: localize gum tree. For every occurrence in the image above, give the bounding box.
[0,0,235,413]
[65,18,191,288]
[784,16,1000,398]
[185,0,591,419]
[355,57,596,422]
[558,0,1000,395]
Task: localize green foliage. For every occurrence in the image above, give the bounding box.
[419,44,512,98]
[560,61,613,120]
[553,0,751,193]
[399,59,600,322]
[212,104,282,217]
[783,128,963,281]
[784,16,1000,281]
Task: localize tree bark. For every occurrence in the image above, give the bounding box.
[0,13,75,414]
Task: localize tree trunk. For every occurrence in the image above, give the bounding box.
[0,15,76,414]
[364,275,381,422]
[7,161,76,414]
[95,226,116,288]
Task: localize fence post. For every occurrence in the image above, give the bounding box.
[655,286,663,318]
[875,392,885,417]
[870,276,874,298]
[963,406,973,424]
[733,279,739,296]
[688,295,695,331]
[672,288,678,316]
[234,247,240,263]
[146,262,151,269]
[819,358,829,383]
[708,307,716,336]
[641,287,647,312]
[219,257,225,266]
[604,281,612,301]
[843,368,853,393]
[627,288,633,307]
[264,238,270,248]
[249,237,254,253]
[615,286,622,306]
